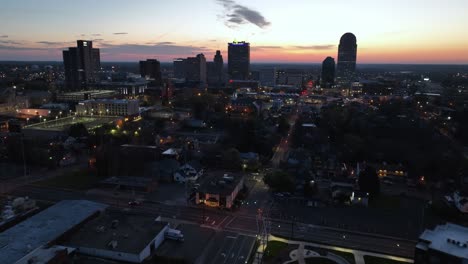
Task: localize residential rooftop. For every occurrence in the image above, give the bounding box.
[0,200,107,264]
[198,172,244,196]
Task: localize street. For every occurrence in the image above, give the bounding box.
[7,184,417,258]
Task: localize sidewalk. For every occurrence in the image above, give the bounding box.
[267,235,414,264]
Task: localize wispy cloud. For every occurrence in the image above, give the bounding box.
[100,43,209,56]
[146,41,176,45]
[250,45,283,51]
[91,33,101,36]
[216,0,271,29]
[113,32,128,35]
[0,40,22,45]
[0,35,8,38]
[36,41,69,45]
[293,45,335,50]
[0,44,44,50]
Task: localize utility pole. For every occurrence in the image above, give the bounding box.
[20,132,27,183]
[291,217,295,240]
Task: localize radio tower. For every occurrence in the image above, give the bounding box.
[255,200,272,264]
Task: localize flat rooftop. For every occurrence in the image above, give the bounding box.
[59,90,116,96]
[64,211,168,254]
[0,200,107,264]
[101,176,154,188]
[418,223,468,259]
[24,116,120,131]
[198,172,244,196]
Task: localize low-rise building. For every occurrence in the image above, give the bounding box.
[196,172,245,209]
[0,200,107,264]
[76,99,139,116]
[63,211,169,263]
[56,90,118,103]
[415,223,468,264]
[98,79,148,96]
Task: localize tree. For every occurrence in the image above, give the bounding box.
[277,116,290,136]
[358,165,380,197]
[222,148,241,171]
[264,170,295,193]
[69,123,89,138]
[154,119,166,134]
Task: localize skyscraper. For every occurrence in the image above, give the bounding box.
[214,50,224,83]
[63,40,100,91]
[172,54,206,84]
[228,41,250,80]
[139,59,162,85]
[336,33,357,83]
[207,50,224,88]
[321,56,336,88]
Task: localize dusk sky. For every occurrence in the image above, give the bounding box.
[1,0,467,63]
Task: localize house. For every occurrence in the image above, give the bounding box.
[174,161,204,183]
[195,172,245,209]
[453,191,468,214]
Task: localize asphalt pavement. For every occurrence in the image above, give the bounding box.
[7,185,417,258]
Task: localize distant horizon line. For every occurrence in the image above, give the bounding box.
[0,60,467,66]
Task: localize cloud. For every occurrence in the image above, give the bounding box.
[146,41,176,45]
[36,41,67,45]
[250,45,283,51]
[92,33,101,36]
[293,45,335,50]
[99,43,209,56]
[216,0,271,29]
[0,44,44,50]
[0,35,8,38]
[0,40,22,45]
[113,32,128,35]
[92,38,104,42]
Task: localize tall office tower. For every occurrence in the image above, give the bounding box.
[63,40,100,91]
[139,59,162,85]
[173,54,206,83]
[321,56,336,88]
[173,58,186,79]
[336,33,357,83]
[207,50,224,87]
[213,50,224,84]
[228,41,250,80]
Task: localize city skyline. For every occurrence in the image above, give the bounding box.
[1,0,467,64]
